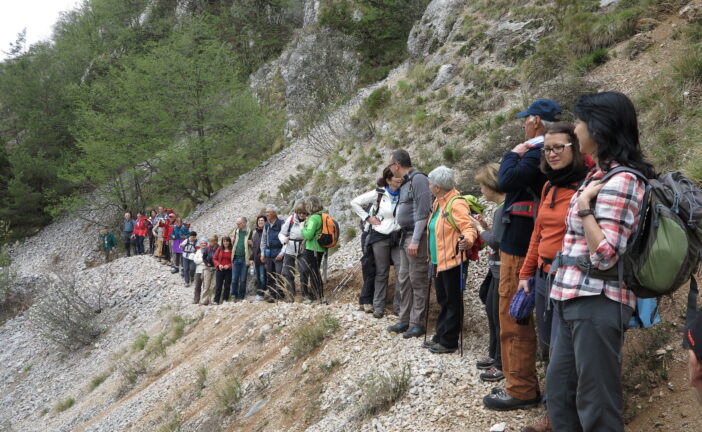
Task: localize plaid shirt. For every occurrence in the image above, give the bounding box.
[550,163,645,309]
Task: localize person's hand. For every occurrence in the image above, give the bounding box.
[467,215,481,230]
[275,255,284,262]
[261,256,267,263]
[281,235,289,244]
[247,239,253,246]
[407,241,419,257]
[368,216,381,226]
[518,279,530,294]
[458,237,473,251]
[511,142,530,157]
[250,260,255,267]
[577,180,604,210]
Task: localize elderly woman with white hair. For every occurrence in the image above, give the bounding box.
[423,165,478,354]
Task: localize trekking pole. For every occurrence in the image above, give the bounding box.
[424,263,434,344]
[332,261,361,293]
[458,235,466,357]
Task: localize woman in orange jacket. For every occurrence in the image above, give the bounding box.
[423,166,478,354]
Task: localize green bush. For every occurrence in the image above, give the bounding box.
[54,397,75,412]
[574,48,610,74]
[216,376,244,415]
[132,333,149,351]
[364,86,392,119]
[357,365,411,417]
[291,314,340,359]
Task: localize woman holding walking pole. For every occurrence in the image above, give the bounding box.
[422,166,478,354]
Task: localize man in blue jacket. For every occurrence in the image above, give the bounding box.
[483,99,560,418]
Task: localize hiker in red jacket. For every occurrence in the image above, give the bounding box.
[133,211,149,255]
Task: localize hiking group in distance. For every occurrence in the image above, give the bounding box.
[100,91,702,432]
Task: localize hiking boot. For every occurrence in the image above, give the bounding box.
[373,311,384,319]
[402,327,425,339]
[429,343,457,354]
[476,356,495,370]
[357,304,365,311]
[521,414,552,432]
[422,337,439,349]
[254,295,265,302]
[480,367,505,382]
[364,304,373,313]
[387,322,409,333]
[483,389,540,411]
[170,267,179,274]
[302,299,313,305]
[491,386,503,394]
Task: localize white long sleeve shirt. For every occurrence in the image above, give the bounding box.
[350,187,401,235]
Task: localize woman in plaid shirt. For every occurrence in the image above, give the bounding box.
[545,92,655,432]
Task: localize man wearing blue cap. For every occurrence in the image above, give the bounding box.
[482,98,560,419]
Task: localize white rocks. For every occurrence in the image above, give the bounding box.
[280,346,290,357]
[490,422,507,431]
[431,64,455,90]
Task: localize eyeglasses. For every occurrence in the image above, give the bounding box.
[541,143,573,154]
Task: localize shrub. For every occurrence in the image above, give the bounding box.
[574,48,609,74]
[442,146,462,164]
[215,375,244,415]
[157,407,182,432]
[673,47,702,87]
[196,365,208,390]
[29,273,103,350]
[88,370,112,392]
[290,314,340,359]
[54,397,75,412]
[357,365,411,417]
[344,226,357,243]
[363,86,392,120]
[132,333,149,351]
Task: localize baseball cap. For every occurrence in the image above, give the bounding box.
[516,98,562,122]
[684,311,702,361]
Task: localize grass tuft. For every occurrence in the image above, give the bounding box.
[54,397,75,413]
[291,314,340,359]
[215,375,244,415]
[357,365,411,417]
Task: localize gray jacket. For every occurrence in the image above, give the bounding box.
[395,169,432,243]
[278,214,304,256]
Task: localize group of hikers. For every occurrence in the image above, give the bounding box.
[100,196,333,305]
[97,91,702,432]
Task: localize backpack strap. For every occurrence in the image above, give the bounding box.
[684,274,699,349]
[287,214,294,237]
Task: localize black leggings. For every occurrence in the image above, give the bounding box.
[299,249,324,300]
[214,269,232,303]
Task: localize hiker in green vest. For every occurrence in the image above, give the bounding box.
[99,227,117,262]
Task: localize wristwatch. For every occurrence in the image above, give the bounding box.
[577,208,595,218]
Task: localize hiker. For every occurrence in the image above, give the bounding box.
[386,150,432,339]
[422,166,477,354]
[546,91,655,431]
[469,163,506,382]
[686,311,702,404]
[300,196,327,303]
[148,209,158,254]
[250,215,267,296]
[279,202,306,301]
[153,217,165,260]
[181,231,198,287]
[161,212,176,264]
[259,205,284,302]
[192,238,208,304]
[229,217,250,301]
[99,227,117,262]
[199,235,219,305]
[213,236,234,304]
[515,122,590,432]
[133,211,149,255]
[170,218,189,274]
[350,165,403,319]
[483,98,560,412]
[122,212,135,257]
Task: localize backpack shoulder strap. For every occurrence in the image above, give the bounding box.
[444,195,466,232]
[599,166,648,184]
[287,214,294,236]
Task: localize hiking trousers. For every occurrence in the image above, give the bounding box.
[359,231,376,306]
[199,267,215,305]
[299,249,324,300]
[498,251,539,400]
[397,232,430,328]
[371,237,402,314]
[486,264,502,369]
[434,265,463,349]
[281,254,298,299]
[546,295,632,432]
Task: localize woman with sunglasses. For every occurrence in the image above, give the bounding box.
[516,122,592,432]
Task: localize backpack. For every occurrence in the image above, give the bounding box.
[317,212,340,249]
[579,168,702,299]
[444,194,486,261]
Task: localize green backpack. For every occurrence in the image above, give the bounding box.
[444,194,485,232]
[577,168,702,299]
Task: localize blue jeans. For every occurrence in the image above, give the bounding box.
[230,257,248,300]
[254,262,266,294]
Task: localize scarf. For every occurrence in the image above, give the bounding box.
[545,165,587,187]
[385,186,400,206]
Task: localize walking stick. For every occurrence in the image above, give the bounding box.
[424,263,434,344]
[457,235,466,357]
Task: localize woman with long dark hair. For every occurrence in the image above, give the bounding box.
[250,215,267,296]
[213,236,233,305]
[546,92,654,432]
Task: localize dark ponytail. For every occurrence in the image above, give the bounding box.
[574,91,655,178]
